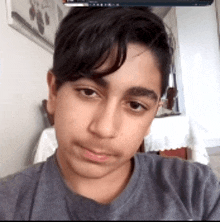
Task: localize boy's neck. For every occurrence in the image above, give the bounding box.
[56,153,134,204]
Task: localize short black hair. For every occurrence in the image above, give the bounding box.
[52,7,173,97]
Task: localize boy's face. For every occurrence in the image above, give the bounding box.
[47,43,162,180]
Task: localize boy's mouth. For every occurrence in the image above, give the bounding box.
[83,147,110,162]
[79,145,111,162]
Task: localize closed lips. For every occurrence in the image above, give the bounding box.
[83,146,111,157]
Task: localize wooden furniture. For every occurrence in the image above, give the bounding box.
[144,115,209,164]
[159,147,188,160]
[139,140,188,160]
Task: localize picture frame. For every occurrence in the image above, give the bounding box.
[6,0,70,54]
[216,0,220,40]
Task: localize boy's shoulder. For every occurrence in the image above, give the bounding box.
[139,151,210,168]
[0,161,46,220]
[137,152,214,181]
[0,161,44,186]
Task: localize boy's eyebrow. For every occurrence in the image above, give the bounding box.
[91,78,159,102]
[126,87,159,102]
[92,78,108,88]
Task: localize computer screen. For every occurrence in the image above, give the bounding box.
[63,0,213,7]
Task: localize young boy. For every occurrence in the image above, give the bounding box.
[0,7,220,220]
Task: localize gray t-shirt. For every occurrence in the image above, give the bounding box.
[0,153,220,220]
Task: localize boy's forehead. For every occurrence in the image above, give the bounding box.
[71,43,161,101]
[97,43,149,72]
[128,44,149,59]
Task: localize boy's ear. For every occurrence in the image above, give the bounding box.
[46,70,57,116]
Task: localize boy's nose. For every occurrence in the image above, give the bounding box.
[88,103,121,139]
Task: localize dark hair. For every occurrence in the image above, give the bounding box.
[52,7,173,97]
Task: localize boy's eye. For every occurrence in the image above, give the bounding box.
[129,101,147,112]
[78,88,98,98]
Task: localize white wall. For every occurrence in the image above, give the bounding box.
[0,0,53,178]
[164,3,220,148]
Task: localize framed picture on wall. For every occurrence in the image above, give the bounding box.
[6,0,70,54]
